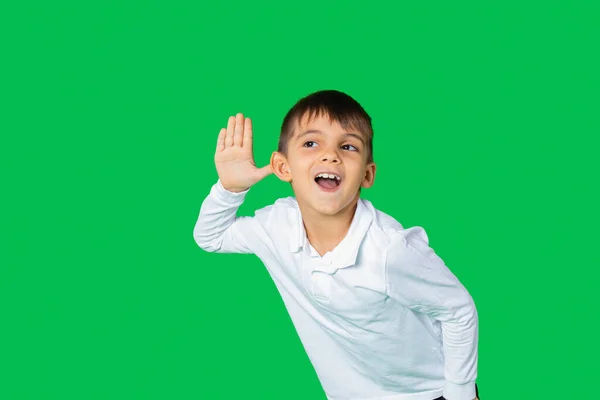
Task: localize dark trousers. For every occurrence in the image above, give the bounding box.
[433,383,479,400]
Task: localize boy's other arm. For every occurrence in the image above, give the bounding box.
[192,113,272,254]
[385,228,478,400]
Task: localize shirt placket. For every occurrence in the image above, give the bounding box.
[305,245,333,303]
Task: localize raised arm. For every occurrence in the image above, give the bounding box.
[192,113,272,254]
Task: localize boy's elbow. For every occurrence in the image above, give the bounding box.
[192,229,220,253]
[462,297,478,328]
[447,291,477,326]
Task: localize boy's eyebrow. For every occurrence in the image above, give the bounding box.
[297,129,365,145]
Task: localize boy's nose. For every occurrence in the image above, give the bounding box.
[319,149,340,163]
[320,155,340,163]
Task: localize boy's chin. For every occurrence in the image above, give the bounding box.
[308,194,359,216]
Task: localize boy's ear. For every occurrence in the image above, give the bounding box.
[270,151,292,182]
[361,162,376,189]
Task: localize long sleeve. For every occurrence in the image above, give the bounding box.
[192,179,261,254]
[384,227,478,400]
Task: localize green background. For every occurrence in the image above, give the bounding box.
[2,1,598,399]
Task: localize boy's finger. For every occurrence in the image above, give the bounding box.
[225,116,235,147]
[216,128,226,152]
[233,113,244,146]
[243,117,252,150]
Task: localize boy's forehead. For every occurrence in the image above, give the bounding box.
[293,112,364,138]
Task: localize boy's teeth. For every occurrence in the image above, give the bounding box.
[317,173,340,180]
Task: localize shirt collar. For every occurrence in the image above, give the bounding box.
[289,198,373,274]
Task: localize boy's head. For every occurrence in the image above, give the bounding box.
[270,90,376,217]
[277,90,374,164]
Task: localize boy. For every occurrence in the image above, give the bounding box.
[193,90,479,400]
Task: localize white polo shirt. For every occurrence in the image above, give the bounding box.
[193,180,478,400]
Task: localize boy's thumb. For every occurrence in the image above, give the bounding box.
[256,164,273,179]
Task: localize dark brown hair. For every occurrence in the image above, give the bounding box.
[278,90,374,164]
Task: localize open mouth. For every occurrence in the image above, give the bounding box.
[314,172,341,192]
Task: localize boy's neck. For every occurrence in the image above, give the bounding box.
[299,195,360,257]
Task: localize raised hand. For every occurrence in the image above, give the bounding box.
[214,113,273,193]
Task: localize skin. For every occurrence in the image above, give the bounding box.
[214,113,273,193]
[270,112,376,256]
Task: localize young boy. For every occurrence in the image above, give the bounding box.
[193,90,480,400]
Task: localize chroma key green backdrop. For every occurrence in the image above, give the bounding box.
[1,1,598,399]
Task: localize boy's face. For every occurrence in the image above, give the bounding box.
[271,113,376,217]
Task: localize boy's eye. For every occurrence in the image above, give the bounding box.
[303,141,358,151]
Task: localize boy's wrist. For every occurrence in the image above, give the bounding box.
[212,180,250,204]
[223,185,249,193]
[216,180,250,194]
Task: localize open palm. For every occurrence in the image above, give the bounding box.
[214,113,272,192]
